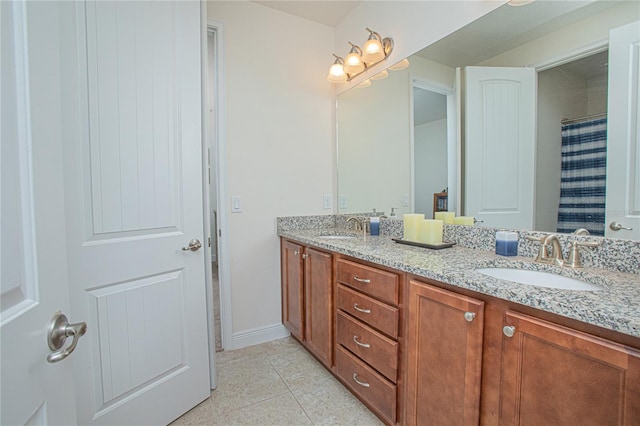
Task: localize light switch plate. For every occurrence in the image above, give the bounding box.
[231,195,242,213]
[339,194,348,209]
[323,195,333,210]
[402,194,409,207]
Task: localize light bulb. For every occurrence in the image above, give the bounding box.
[327,62,347,83]
[343,43,365,75]
[344,53,364,74]
[362,38,384,63]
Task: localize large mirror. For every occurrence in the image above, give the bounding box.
[337,0,640,240]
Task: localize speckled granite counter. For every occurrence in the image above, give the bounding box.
[278,227,640,340]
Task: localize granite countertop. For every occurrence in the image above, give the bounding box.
[279,228,640,340]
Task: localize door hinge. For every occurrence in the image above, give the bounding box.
[208,237,211,247]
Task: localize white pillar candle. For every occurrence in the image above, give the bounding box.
[403,214,425,241]
[418,219,444,245]
[434,211,455,224]
[453,216,475,225]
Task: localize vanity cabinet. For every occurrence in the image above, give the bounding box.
[498,310,640,425]
[334,258,401,425]
[280,239,333,368]
[405,279,485,426]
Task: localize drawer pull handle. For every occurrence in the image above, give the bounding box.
[353,335,370,348]
[352,373,370,388]
[353,303,371,314]
[353,275,371,283]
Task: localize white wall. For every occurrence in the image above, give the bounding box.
[415,119,448,218]
[337,55,455,216]
[207,1,335,346]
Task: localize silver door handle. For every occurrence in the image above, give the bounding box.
[47,312,87,363]
[181,239,202,251]
[609,222,633,231]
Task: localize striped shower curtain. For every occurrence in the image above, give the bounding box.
[556,117,607,236]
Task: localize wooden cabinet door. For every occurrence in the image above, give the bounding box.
[281,240,304,341]
[303,247,333,368]
[405,280,485,426]
[500,310,640,425]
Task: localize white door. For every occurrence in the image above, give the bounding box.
[605,20,640,240]
[465,66,536,229]
[1,2,79,424]
[59,1,211,424]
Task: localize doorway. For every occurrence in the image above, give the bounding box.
[411,79,458,217]
[206,30,223,353]
[535,49,609,233]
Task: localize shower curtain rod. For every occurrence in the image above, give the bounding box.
[561,112,607,125]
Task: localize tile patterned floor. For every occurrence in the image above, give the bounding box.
[170,337,384,425]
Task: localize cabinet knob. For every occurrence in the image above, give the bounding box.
[302,253,309,259]
[293,250,299,256]
[503,325,516,338]
[464,312,476,322]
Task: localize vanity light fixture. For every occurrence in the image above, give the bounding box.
[355,79,372,88]
[326,27,394,83]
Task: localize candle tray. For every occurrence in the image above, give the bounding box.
[392,238,455,250]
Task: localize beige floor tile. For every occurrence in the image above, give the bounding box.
[268,343,332,391]
[212,392,312,426]
[169,398,215,425]
[173,338,384,426]
[211,355,290,415]
[292,376,384,426]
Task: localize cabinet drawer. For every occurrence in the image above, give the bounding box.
[336,345,397,425]
[337,311,398,382]
[337,284,398,339]
[336,259,399,305]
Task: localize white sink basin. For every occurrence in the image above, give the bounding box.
[317,234,356,240]
[475,268,601,291]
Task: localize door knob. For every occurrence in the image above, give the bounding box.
[47,312,87,363]
[609,222,633,231]
[181,239,202,252]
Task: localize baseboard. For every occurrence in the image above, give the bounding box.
[228,323,290,350]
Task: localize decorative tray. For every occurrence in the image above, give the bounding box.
[391,238,455,250]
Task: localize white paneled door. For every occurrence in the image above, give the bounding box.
[605,20,640,240]
[465,66,536,229]
[1,2,78,424]
[59,1,211,425]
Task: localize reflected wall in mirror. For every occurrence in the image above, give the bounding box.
[336,0,640,240]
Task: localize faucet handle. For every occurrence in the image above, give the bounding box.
[566,240,600,268]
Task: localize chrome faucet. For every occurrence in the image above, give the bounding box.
[527,234,564,266]
[346,216,363,231]
[527,233,600,268]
